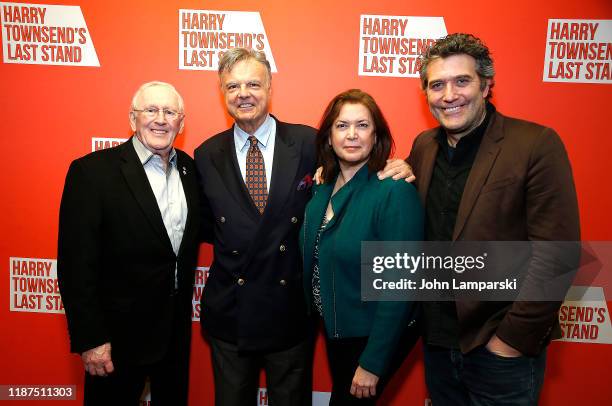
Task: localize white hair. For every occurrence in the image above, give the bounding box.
[130,81,184,112]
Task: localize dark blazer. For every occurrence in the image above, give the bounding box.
[301,165,422,376]
[194,118,316,352]
[57,138,201,365]
[408,110,580,356]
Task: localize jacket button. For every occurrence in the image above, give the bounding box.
[279,279,287,286]
[291,217,298,224]
[219,216,226,223]
[237,278,245,286]
[232,250,239,256]
[279,245,286,252]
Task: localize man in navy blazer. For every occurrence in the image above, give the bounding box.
[58,81,200,405]
[194,48,316,406]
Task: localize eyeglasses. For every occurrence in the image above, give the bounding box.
[132,107,183,120]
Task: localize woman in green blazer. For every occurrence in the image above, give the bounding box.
[301,89,423,404]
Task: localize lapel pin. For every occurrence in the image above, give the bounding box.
[182,166,187,175]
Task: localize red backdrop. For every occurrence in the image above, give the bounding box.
[1,0,611,404]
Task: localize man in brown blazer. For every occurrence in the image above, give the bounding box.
[407,33,580,405]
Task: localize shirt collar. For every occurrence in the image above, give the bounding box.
[234,114,274,151]
[132,135,177,166]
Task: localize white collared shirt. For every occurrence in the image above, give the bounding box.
[233,114,276,192]
[132,136,187,256]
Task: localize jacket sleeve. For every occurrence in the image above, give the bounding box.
[57,160,110,354]
[495,127,581,356]
[406,131,426,169]
[193,147,215,244]
[358,182,424,376]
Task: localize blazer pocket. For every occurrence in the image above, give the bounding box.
[480,177,517,194]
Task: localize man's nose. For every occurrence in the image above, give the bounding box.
[442,83,458,102]
[154,111,168,124]
[238,84,249,98]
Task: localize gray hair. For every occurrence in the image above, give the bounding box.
[131,81,184,112]
[218,48,272,83]
[418,33,495,99]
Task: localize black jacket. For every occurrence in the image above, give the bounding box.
[58,138,201,365]
[194,119,316,352]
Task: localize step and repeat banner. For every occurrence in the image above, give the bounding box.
[1,0,611,404]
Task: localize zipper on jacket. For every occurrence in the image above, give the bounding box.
[302,211,308,310]
[331,230,339,338]
[306,192,339,338]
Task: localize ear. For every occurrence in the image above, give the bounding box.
[482,79,492,98]
[178,117,185,134]
[129,111,137,132]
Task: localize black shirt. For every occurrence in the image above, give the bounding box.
[423,102,495,349]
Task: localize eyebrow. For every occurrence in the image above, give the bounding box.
[141,104,178,109]
[336,119,370,123]
[430,74,474,83]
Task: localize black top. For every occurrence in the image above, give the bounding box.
[423,102,495,349]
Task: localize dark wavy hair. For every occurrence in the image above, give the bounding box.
[418,33,495,99]
[316,89,394,183]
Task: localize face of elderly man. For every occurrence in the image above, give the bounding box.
[220,58,272,135]
[424,54,490,142]
[129,84,184,160]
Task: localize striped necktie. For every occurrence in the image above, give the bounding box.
[245,136,268,214]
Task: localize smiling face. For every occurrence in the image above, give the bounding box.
[220,58,272,135]
[330,102,376,171]
[129,85,184,160]
[425,54,490,142]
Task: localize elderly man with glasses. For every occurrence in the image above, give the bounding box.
[58,81,201,405]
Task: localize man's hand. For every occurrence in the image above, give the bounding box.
[350,366,379,399]
[314,166,324,185]
[82,342,114,376]
[486,334,522,358]
[377,159,415,182]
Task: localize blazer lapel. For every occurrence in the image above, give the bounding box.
[119,139,173,250]
[453,113,504,240]
[325,165,370,231]
[415,134,439,207]
[239,120,303,274]
[210,130,260,220]
[177,152,198,256]
[263,120,300,219]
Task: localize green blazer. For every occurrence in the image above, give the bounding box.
[300,164,423,376]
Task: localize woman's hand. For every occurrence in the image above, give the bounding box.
[350,366,379,398]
